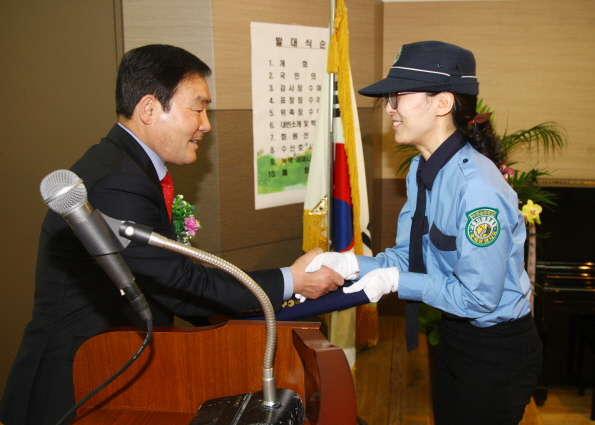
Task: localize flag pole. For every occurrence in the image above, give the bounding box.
[327,0,335,253]
[326,0,379,362]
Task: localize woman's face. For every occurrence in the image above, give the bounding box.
[385,92,441,149]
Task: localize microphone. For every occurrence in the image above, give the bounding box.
[40,170,152,324]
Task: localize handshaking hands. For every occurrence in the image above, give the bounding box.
[304,251,400,303]
[305,251,360,280]
[290,248,344,299]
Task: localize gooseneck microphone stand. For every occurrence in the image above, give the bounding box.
[119,222,305,424]
[120,223,279,407]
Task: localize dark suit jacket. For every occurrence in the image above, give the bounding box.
[0,125,285,425]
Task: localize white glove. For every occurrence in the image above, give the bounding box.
[305,252,359,280]
[294,293,306,303]
[343,267,400,302]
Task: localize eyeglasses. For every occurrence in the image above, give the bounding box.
[382,92,418,110]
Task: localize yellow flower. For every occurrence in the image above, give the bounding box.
[521,199,542,225]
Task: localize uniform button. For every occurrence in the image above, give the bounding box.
[463,158,468,163]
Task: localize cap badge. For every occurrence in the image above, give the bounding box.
[393,47,403,65]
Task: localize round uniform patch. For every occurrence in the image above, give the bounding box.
[465,207,500,247]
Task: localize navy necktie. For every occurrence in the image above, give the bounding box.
[406,166,428,351]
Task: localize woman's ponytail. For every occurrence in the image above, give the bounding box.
[451,94,507,168]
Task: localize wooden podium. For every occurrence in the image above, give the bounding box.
[71,320,356,424]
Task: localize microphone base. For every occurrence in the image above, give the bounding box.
[190,388,305,425]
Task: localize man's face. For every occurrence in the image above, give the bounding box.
[149,74,211,165]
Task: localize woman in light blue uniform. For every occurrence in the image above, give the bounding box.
[306,41,542,425]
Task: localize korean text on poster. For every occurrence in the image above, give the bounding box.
[251,22,328,210]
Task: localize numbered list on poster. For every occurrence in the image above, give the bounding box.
[251,22,328,210]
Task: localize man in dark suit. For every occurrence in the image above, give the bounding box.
[0,44,343,425]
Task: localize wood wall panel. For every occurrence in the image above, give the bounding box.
[122,0,219,108]
[372,178,407,255]
[0,0,122,399]
[211,0,381,110]
[216,109,304,253]
[381,0,595,180]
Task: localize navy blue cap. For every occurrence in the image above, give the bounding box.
[359,41,479,97]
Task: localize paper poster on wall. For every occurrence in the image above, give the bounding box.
[251,22,328,210]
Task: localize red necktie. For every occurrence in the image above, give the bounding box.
[160,171,174,221]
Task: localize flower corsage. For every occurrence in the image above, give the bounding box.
[172,195,201,244]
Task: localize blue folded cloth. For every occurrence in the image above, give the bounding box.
[246,281,370,321]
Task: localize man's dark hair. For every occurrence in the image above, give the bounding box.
[116,44,212,119]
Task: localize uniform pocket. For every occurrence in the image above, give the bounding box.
[430,223,457,251]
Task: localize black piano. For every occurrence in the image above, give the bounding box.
[533,181,595,410]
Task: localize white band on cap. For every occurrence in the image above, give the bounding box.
[391,66,477,80]
[391,66,450,77]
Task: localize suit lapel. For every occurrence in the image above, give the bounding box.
[105,125,161,190]
[103,125,174,233]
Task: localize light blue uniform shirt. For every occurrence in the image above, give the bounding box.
[358,136,531,327]
[117,123,294,300]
